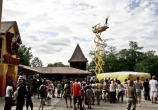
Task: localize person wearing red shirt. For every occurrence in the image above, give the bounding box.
[72,79,84,110]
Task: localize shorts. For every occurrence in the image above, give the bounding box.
[58,90,61,94]
[136,92,141,99]
[150,91,157,97]
[26,100,33,108]
[73,96,82,105]
[40,99,45,104]
[95,90,102,95]
[65,94,72,101]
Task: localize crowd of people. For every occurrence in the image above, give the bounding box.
[3,75,158,110]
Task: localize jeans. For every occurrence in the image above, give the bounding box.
[117,91,124,101]
[110,91,116,103]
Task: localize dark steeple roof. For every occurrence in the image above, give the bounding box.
[68,44,88,62]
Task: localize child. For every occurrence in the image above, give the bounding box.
[47,89,52,106]
[80,89,85,108]
[26,86,33,110]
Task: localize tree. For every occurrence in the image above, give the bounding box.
[17,44,33,66]
[128,41,143,71]
[87,60,96,75]
[47,62,65,67]
[31,57,43,67]
[117,49,130,71]
[88,40,158,78]
[87,51,96,75]
[103,46,118,72]
[135,50,158,77]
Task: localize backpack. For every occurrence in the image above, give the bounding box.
[65,85,71,95]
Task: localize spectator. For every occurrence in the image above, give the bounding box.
[72,78,84,110]
[135,77,143,107]
[80,89,85,108]
[149,76,158,104]
[57,81,62,98]
[16,75,27,110]
[26,86,33,110]
[64,81,72,108]
[47,89,52,106]
[103,79,109,102]
[117,80,124,102]
[86,86,93,109]
[109,80,116,103]
[61,81,65,98]
[36,78,42,99]
[39,83,47,110]
[143,78,150,101]
[91,86,95,105]
[95,80,102,105]
[125,80,137,110]
[4,80,13,110]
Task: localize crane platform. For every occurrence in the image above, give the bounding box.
[92,24,109,33]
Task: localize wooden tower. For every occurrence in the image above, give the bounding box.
[68,44,88,70]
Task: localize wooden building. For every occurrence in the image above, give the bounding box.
[31,67,91,81]
[68,44,88,70]
[20,44,91,81]
[18,65,40,79]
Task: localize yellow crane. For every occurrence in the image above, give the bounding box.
[92,16,109,75]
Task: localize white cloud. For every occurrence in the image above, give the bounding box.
[2,0,158,66]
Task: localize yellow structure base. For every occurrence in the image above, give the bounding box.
[97,72,151,83]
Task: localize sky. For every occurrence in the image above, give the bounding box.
[2,0,158,67]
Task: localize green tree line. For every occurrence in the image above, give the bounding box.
[88,41,158,77]
[17,44,43,67]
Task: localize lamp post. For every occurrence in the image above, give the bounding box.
[0,0,3,29]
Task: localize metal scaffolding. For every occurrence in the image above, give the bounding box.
[92,17,109,74]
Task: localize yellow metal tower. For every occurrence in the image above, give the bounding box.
[92,16,109,75]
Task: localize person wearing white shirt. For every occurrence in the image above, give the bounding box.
[109,80,116,103]
[149,75,158,104]
[117,80,124,102]
[4,81,13,110]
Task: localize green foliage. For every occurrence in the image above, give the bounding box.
[134,51,158,77]
[88,41,158,77]
[87,61,95,75]
[17,44,43,67]
[47,62,65,67]
[31,57,43,67]
[17,45,33,66]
